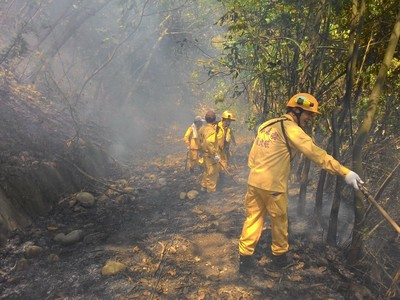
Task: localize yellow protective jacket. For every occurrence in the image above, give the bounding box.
[216,121,233,151]
[198,123,218,156]
[184,124,200,150]
[248,114,350,193]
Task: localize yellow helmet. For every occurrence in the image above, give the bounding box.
[221,110,236,121]
[286,93,321,114]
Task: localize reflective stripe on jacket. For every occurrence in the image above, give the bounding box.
[247,114,350,192]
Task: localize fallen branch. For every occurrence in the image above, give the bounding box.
[59,156,127,195]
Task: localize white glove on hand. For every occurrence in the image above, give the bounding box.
[214,155,220,162]
[187,146,190,150]
[345,171,364,190]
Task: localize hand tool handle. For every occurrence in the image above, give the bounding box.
[359,184,400,234]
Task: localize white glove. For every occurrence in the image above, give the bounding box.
[214,155,220,162]
[187,146,190,150]
[345,171,364,190]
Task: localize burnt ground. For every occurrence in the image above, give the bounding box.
[0,137,390,300]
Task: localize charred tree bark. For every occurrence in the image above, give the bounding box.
[314,169,327,223]
[327,107,342,245]
[327,0,364,245]
[327,178,344,246]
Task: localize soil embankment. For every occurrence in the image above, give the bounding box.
[0,68,119,246]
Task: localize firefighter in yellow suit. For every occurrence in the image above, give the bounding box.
[217,111,236,181]
[198,111,220,193]
[183,116,204,173]
[239,93,364,273]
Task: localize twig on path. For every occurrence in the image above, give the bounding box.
[150,228,178,299]
[149,241,169,299]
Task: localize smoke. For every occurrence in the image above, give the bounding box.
[0,0,226,162]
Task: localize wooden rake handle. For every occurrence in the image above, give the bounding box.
[359,184,400,234]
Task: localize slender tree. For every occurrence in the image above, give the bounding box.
[327,0,366,246]
[347,6,400,262]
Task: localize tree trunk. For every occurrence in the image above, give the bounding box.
[327,108,341,244]
[327,0,364,245]
[314,168,327,224]
[327,178,344,245]
[347,6,400,263]
[314,136,333,224]
[296,0,327,216]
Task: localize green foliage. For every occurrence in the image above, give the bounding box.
[214,89,225,103]
[204,0,400,137]
[245,114,257,131]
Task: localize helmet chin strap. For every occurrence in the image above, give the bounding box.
[292,108,303,126]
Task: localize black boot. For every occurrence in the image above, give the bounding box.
[265,253,294,271]
[239,255,254,274]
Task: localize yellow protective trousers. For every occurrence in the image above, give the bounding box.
[219,149,228,172]
[188,149,200,169]
[200,156,220,192]
[239,185,289,256]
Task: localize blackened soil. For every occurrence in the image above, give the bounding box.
[0,151,383,300]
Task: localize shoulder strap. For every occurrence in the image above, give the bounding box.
[280,120,293,162]
[260,117,293,162]
[258,117,286,131]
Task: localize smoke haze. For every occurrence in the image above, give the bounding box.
[0,0,225,161]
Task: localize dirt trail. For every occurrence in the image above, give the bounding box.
[0,141,375,299]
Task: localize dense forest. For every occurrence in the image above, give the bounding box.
[0,0,399,299]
